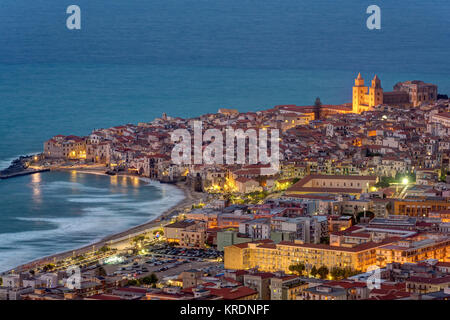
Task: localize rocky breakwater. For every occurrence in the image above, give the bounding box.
[0,155,49,179]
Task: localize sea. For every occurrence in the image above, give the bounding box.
[0,0,449,271]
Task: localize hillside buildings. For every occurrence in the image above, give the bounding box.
[29,75,450,301]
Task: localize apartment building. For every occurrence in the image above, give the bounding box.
[287,175,378,196]
[44,135,87,160]
[299,285,347,300]
[271,216,328,244]
[224,238,398,274]
[328,215,353,233]
[243,272,273,300]
[239,218,271,240]
[269,276,308,300]
[376,235,450,266]
[394,197,450,216]
[164,219,207,248]
[406,275,450,294]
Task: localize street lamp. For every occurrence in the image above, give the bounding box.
[402,177,409,185]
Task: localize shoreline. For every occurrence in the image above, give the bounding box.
[4,166,206,274]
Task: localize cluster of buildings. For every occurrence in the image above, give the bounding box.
[12,74,447,300]
[165,200,329,250]
[0,271,127,300]
[224,228,449,273]
[2,255,449,300]
[43,75,449,194]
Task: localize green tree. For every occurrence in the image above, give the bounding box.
[331,267,343,280]
[142,273,158,286]
[98,246,110,253]
[317,266,329,279]
[73,255,85,261]
[288,263,306,276]
[133,235,146,243]
[439,170,448,182]
[375,176,393,188]
[149,273,158,285]
[127,279,140,286]
[342,267,361,279]
[310,266,318,278]
[331,266,360,279]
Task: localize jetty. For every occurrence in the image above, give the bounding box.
[0,168,50,179]
[0,154,49,180]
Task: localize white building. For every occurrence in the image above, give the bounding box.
[239,218,271,240]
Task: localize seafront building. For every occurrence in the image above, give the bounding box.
[44,135,87,160]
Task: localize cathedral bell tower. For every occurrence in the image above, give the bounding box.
[369,75,383,107]
[353,73,367,113]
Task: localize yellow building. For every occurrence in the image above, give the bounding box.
[270,276,308,300]
[394,198,450,216]
[163,219,207,248]
[352,73,383,114]
[224,238,397,274]
[286,174,377,197]
[405,276,450,294]
[376,235,450,267]
[44,135,87,160]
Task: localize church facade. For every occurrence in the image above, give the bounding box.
[352,73,383,113]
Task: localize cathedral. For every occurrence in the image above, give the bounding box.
[352,73,438,114]
[352,73,383,113]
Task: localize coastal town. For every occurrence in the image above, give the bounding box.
[1,74,450,301]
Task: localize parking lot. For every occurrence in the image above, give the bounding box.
[100,245,224,281]
[148,245,223,261]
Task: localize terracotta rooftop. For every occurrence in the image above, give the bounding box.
[208,286,257,300]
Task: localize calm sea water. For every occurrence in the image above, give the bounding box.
[0,0,449,270]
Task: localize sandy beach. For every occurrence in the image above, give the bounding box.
[6,166,206,274]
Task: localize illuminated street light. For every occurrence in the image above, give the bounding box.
[402,177,409,185]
